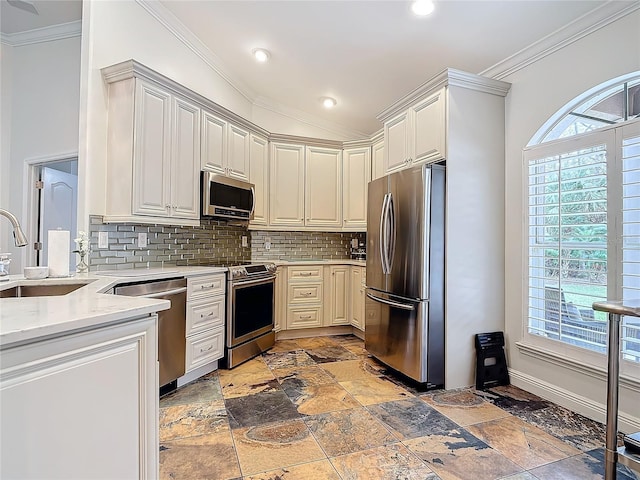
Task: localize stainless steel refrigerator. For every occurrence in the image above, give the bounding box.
[365,163,445,387]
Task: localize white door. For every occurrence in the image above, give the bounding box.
[227,124,250,181]
[411,88,446,164]
[305,146,342,228]
[249,134,269,226]
[171,96,200,220]
[201,110,227,175]
[342,147,370,229]
[384,111,409,173]
[269,143,305,227]
[41,166,77,270]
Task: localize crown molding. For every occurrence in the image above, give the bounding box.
[376,68,511,123]
[481,1,640,80]
[269,133,344,149]
[0,20,81,47]
[370,129,384,144]
[253,96,370,141]
[135,0,256,103]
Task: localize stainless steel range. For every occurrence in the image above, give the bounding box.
[224,262,277,368]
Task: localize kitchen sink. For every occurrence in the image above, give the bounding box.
[0,283,88,298]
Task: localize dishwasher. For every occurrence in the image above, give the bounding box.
[114,277,187,390]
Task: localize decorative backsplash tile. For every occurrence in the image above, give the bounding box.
[250,231,365,261]
[88,215,365,270]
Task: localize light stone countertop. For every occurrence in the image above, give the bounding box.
[0,266,227,349]
[272,259,366,266]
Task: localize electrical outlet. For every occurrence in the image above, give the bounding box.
[98,231,109,249]
[351,238,358,248]
[265,236,271,251]
[137,232,147,248]
[241,236,248,247]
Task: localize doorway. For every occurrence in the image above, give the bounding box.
[30,159,78,270]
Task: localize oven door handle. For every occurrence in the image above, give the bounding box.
[139,287,187,299]
[232,276,276,288]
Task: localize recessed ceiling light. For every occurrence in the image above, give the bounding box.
[411,0,435,16]
[322,97,337,109]
[252,48,270,63]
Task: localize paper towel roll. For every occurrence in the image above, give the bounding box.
[48,230,70,278]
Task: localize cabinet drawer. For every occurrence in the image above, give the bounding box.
[185,327,224,372]
[287,306,323,329]
[288,283,323,304]
[186,296,225,335]
[288,266,323,281]
[188,274,226,300]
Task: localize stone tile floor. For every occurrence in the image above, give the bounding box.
[159,335,639,480]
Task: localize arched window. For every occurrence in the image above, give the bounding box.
[528,72,640,146]
[525,73,640,373]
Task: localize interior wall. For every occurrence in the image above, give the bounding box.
[0,43,13,260]
[503,9,640,430]
[0,36,81,272]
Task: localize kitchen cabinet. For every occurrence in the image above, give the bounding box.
[103,75,200,225]
[201,112,250,182]
[269,142,305,227]
[286,265,324,329]
[383,88,446,174]
[249,133,269,226]
[372,136,385,181]
[1,315,158,479]
[350,266,365,331]
[185,273,225,374]
[305,146,342,228]
[327,265,350,326]
[342,146,370,230]
[274,266,286,332]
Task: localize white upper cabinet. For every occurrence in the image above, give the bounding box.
[342,146,370,230]
[201,113,250,182]
[201,111,226,175]
[227,123,250,181]
[270,142,305,227]
[170,96,201,220]
[249,133,269,226]
[411,88,446,165]
[372,137,385,181]
[305,146,342,228]
[382,87,446,174]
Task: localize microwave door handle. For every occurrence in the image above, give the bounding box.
[249,186,256,219]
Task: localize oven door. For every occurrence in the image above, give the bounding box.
[227,276,275,348]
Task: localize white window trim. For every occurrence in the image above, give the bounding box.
[522,119,640,382]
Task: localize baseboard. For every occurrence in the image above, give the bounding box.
[177,360,218,387]
[509,368,640,433]
[276,325,355,340]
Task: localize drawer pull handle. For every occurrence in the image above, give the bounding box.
[200,345,213,353]
[300,292,313,297]
[200,311,214,318]
[200,283,215,290]
[300,315,312,319]
[299,272,312,277]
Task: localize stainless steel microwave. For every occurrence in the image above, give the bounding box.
[201,171,255,222]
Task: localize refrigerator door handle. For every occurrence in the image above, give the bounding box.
[380,193,390,274]
[366,292,415,311]
[387,193,396,269]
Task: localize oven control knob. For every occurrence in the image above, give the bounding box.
[266,264,276,273]
[232,268,245,279]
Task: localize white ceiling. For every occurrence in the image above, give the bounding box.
[2,0,634,136]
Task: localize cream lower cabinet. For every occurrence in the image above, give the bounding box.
[0,315,158,479]
[185,273,226,372]
[286,265,324,329]
[274,266,286,332]
[327,265,350,326]
[350,266,366,331]
[103,72,200,225]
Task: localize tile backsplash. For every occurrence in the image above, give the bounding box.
[250,231,365,261]
[88,215,365,270]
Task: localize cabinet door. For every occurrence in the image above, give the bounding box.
[411,88,446,164]
[132,80,172,217]
[351,267,364,330]
[384,111,409,174]
[171,96,200,220]
[327,266,350,326]
[305,146,342,228]
[372,139,385,180]
[227,123,250,181]
[270,143,305,227]
[343,147,370,229]
[249,134,269,226]
[201,110,227,175]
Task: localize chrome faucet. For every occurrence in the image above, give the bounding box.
[0,208,28,247]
